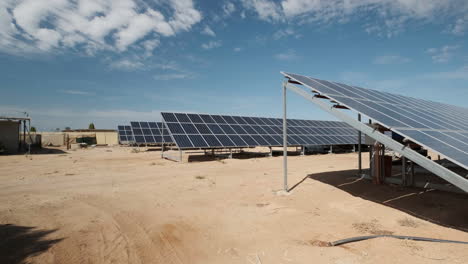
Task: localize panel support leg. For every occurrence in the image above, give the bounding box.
[402,156,407,186]
[358,113,362,175]
[229,148,233,159]
[179,149,183,162]
[282,81,288,192]
[329,145,333,154]
[269,147,273,157]
[300,145,305,156]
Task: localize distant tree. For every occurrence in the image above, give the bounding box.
[55,128,60,132]
[30,126,36,132]
[65,126,71,130]
[88,123,95,129]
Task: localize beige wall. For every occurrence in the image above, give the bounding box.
[96,132,118,145]
[40,132,65,146]
[0,120,20,153]
[38,131,118,146]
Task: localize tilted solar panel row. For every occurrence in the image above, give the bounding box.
[118,125,134,143]
[161,112,361,149]
[282,72,468,169]
[130,121,173,144]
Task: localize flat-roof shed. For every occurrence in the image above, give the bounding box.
[0,116,30,154]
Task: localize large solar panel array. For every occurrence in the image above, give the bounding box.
[117,125,134,143]
[282,72,468,170]
[130,121,173,144]
[161,112,360,149]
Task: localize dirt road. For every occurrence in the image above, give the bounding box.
[1,147,467,263]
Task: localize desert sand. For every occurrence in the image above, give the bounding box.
[1,146,467,263]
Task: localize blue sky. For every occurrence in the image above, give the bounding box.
[0,0,467,131]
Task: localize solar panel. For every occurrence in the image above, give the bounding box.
[129,121,173,145]
[117,125,134,143]
[282,72,468,170]
[161,112,361,149]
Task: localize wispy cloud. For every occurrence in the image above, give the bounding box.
[108,59,144,71]
[201,26,216,37]
[373,55,411,65]
[201,40,222,50]
[273,28,298,40]
[274,49,298,61]
[223,2,236,17]
[449,15,468,36]
[241,0,468,37]
[426,45,460,63]
[233,47,242,52]
[59,90,94,96]
[153,73,194,80]
[419,65,468,80]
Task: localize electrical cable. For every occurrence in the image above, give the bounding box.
[330,235,468,247]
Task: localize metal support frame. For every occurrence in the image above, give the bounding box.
[282,81,288,192]
[329,145,333,154]
[285,82,468,193]
[358,114,362,175]
[229,148,233,159]
[300,145,305,156]
[402,156,407,186]
[268,147,273,157]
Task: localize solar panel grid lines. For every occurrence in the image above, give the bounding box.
[282,71,468,169]
[161,112,361,150]
[118,125,134,143]
[129,121,173,144]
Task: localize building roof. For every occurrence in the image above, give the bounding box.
[0,116,31,121]
[62,129,116,132]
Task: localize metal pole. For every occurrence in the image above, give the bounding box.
[282,81,288,192]
[402,156,407,186]
[358,114,362,175]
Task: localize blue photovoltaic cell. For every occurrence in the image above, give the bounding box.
[118,125,134,143]
[282,72,468,169]
[129,121,173,144]
[161,112,361,149]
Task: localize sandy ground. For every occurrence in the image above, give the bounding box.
[1,146,468,264]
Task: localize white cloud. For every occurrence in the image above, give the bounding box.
[223,2,236,17]
[373,55,411,65]
[274,49,298,61]
[0,0,202,55]
[201,40,222,50]
[233,47,242,52]
[241,0,468,37]
[154,73,193,80]
[241,0,283,22]
[59,89,94,96]
[426,45,460,63]
[449,15,468,36]
[273,28,296,39]
[109,58,144,71]
[201,26,216,37]
[419,65,468,80]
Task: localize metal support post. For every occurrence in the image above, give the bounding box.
[229,148,233,159]
[329,145,333,154]
[269,147,273,157]
[402,156,407,186]
[179,149,183,162]
[282,81,288,192]
[358,113,362,175]
[300,146,305,156]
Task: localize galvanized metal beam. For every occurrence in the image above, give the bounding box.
[283,81,288,192]
[285,83,468,193]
